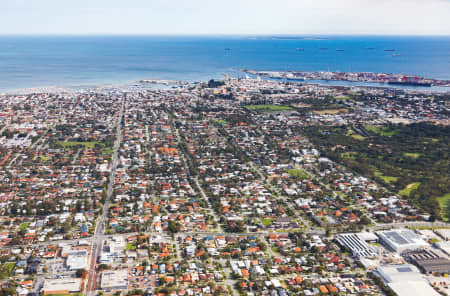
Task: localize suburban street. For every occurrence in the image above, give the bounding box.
[85,96,125,296]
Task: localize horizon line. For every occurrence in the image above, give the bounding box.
[0,33,449,37]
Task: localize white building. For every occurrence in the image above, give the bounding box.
[336,233,377,258]
[42,278,82,294]
[66,250,88,270]
[100,269,128,290]
[376,264,440,296]
[377,229,429,253]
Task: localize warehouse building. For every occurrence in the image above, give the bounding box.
[100,269,128,291]
[405,249,450,274]
[377,229,429,253]
[66,250,88,270]
[376,264,440,296]
[336,233,377,258]
[42,278,82,295]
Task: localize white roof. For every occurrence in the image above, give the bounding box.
[43,278,82,293]
[377,264,439,296]
[388,280,440,296]
[100,269,128,289]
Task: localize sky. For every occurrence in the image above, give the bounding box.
[1,0,450,35]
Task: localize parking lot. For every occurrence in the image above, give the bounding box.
[128,275,157,291]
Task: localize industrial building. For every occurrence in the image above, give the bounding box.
[42,278,82,295]
[376,264,440,296]
[377,229,429,253]
[66,250,88,270]
[336,233,378,258]
[100,269,128,291]
[405,249,450,274]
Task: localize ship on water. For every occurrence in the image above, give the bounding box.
[388,81,431,87]
[388,75,432,87]
[384,48,395,51]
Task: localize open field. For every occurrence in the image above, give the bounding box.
[126,243,137,250]
[18,222,30,231]
[312,108,348,115]
[291,103,312,108]
[0,262,15,279]
[398,182,421,197]
[100,147,114,155]
[351,134,365,140]
[214,120,228,124]
[287,168,311,180]
[261,218,274,226]
[364,125,398,136]
[244,104,293,112]
[46,293,82,296]
[374,171,398,184]
[437,193,450,221]
[341,152,357,160]
[57,141,102,148]
[404,152,421,159]
[346,128,365,140]
[332,96,351,100]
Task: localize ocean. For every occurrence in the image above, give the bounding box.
[0,35,449,92]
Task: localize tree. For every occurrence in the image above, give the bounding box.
[168,220,180,233]
[0,288,15,296]
[76,269,86,278]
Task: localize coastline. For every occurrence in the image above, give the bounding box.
[3,75,450,96]
[1,79,187,95]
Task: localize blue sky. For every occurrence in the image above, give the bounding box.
[1,0,449,35]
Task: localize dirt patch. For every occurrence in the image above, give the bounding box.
[313,108,348,115]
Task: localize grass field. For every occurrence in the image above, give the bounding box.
[341,152,357,160]
[261,218,274,226]
[244,104,293,112]
[287,168,311,180]
[57,141,102,149]
[100,147,114,155]
[0,262,15,279]
[404,152,421,159]
[46,293,82,296]
[364,125,398,136]
[126,243,137,250]
[18,222,30,231]
[374,171,398,184]
[214,120,228,125]
[398,182,421,197]
[351,134,366,140]
[437,193,450,221]
[346,128,365,140]
[332,96,351,100]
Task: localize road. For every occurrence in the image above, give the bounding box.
[368,221,450,231]
[85,95,125,296]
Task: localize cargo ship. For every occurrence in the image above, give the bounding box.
[388,81,432,87]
